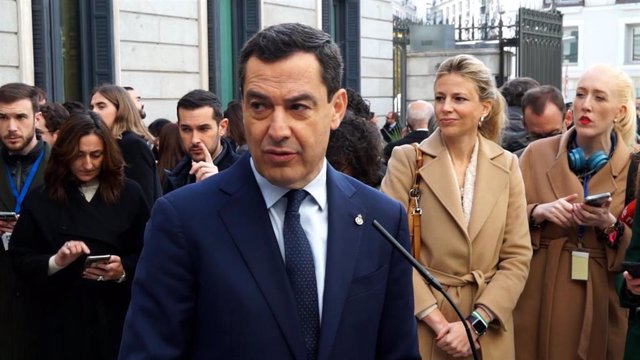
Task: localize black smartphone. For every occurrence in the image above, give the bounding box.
[584,192,611,207]
[84,255,111,267]
[622,261,640,278]
[0,211,18,221]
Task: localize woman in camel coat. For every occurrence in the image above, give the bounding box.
[382,54,532,359]
[514,64,636,360]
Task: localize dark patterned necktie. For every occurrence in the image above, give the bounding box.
[284,189,319,360]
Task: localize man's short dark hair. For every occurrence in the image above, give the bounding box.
[0,82,39,114]
[522,85,565,118]
[40,102,70,133]
[239,22,343,100]
[500,77,540,106]
[62,101,87,115]
[176,90,224,124]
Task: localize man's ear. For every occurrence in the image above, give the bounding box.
[330,89,347,130]
[218,118,229,136]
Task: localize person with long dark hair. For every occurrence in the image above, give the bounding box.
[156,123,186,185]
[9,112,149,360]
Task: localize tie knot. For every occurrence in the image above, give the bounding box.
[285,189,308,213]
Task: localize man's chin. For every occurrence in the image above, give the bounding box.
[2,141,26,153]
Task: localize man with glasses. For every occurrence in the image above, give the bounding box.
[515,85,566,157]
[0,82,51,359]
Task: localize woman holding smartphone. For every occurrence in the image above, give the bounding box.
[9,112,149,360]
[514,64,636,360]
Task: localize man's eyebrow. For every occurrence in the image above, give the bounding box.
[244,90,269,101]
[285,93,317,106]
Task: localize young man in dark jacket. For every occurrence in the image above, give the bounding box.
[163,90,240,194]
[0,82,51,360]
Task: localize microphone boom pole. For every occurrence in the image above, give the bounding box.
[372,220,479,360]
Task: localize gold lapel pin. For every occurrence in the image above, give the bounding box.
[355,214,364,226]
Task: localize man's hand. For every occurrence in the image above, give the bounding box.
[0,218,17,233]
[189,142,219,182]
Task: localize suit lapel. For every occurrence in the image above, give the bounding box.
[419,131,467,235]
[467,138,509,241]
[317,167,363,360]
[218,158,307,360]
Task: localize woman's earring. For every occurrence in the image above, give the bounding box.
[479,115,485,127]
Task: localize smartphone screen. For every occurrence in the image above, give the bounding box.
[84,255,111,266]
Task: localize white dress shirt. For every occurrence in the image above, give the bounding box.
[250,159,328,320]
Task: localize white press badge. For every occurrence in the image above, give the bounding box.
[571,251,589,281]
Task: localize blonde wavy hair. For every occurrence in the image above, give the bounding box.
[577,64,637,147]
[435,54,506,144]
[90,84,154,142]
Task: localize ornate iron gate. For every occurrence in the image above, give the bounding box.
[518,8,563,89]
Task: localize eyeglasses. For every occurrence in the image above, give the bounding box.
[526,129,563,142]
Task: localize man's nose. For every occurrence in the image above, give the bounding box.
[7,118,19,131]
[267,108,291,141]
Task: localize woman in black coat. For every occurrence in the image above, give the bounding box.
[90,84,161,206]
[10,112,150,360]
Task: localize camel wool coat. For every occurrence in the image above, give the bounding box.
[513,128,630,360]
[381,130,532,360]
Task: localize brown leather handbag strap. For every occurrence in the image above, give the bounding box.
[408,143,424,261]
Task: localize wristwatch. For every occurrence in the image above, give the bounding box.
[466,311,488,337]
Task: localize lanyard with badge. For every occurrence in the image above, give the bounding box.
[572,176,590,281]
[1,147,45,250]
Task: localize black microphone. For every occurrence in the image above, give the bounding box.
[372,219,479,360]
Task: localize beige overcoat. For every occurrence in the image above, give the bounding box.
[381,130,532,360]
[513,128,630,360]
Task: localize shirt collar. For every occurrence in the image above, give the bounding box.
[250,158,328,211]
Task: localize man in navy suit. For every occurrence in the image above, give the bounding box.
[118,23,419,360]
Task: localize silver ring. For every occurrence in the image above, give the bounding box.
[97,275,104,281]
[65,242,71,248]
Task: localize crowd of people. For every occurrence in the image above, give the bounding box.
[0,21,640,360]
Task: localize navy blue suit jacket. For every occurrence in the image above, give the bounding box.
[118,155,419,360]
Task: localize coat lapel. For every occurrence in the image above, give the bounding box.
[0,158,15,211]
[587,130,629,195]
[317,167,364,360]
[546,129,582,199]
[218,157,307,360]
[418,130,467,235]
[467,137,509,241]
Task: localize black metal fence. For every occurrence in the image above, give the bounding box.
[518,8,563,89]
